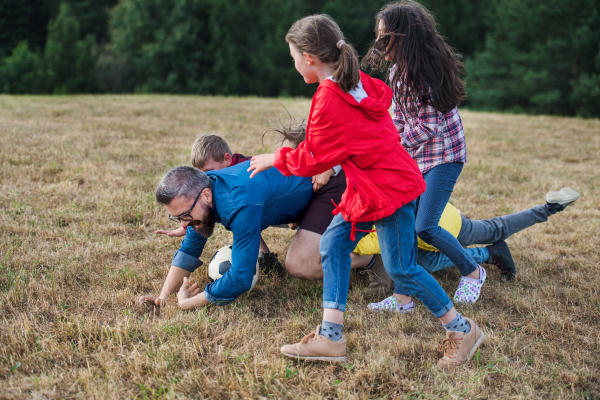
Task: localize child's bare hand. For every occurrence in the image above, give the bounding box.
[288,222,299,230]
[248,154,275,178]
[155,226,187,237]
[312,168,335,192]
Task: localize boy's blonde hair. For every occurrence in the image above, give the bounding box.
[191,134,232,169]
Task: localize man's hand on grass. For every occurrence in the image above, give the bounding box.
[178,277,200,300]
[177,277,203,309]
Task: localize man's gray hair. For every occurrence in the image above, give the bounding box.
[156,166,212,205]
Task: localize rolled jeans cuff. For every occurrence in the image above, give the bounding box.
[171,250,203,272]
[431,298,454,319]
[203,290,231,306]
[323,301,346,312]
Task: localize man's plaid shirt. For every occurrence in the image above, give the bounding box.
[391,67,467,174]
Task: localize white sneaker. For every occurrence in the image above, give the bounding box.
[546,187,580,205]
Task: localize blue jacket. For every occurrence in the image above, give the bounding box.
[171,161,313,304]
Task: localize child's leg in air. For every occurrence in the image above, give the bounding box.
[374,201,484,368]
[280,214,372,362]
[457,205,550,247]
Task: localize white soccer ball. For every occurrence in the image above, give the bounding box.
[208,245,260,289]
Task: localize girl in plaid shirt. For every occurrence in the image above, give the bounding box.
[363,1,487,311]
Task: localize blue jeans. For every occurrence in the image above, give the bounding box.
[320,201,453,318]
[394,162,479,296]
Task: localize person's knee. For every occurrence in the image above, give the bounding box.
[285,253,321,280]
[284,255,302,277]
[416,224,438,244]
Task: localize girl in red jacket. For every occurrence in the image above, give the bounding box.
[362,1,489,312]
[248,14,483,368]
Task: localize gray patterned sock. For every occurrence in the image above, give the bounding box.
[319,320,343,342]
[442,312,472,334]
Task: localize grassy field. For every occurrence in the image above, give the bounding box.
[0,95,599,399]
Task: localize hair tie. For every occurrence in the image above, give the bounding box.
[336,39,346,49]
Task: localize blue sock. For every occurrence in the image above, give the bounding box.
[319,320,343,342]
[363,255,377,269]
[442,312,471,334]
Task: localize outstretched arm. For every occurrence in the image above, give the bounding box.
[203,206,263,303]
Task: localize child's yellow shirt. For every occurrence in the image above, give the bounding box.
[353,203,462,255]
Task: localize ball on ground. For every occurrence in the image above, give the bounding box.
[208,245,259,289]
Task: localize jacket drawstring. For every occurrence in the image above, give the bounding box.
[332,200,377,241]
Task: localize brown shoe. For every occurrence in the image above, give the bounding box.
[280,326,347,362]
[437,318,484,369]
[364,255,392,294]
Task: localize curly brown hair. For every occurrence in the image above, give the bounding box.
[361,1,466,115]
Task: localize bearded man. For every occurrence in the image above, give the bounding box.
[138,164,313,309]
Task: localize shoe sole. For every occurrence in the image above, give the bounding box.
[467,330,485,361]
[367,305,413,313]
[546,187,580,205]
[281,352,346,362]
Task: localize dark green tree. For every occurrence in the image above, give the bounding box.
[466,0,600,116]
[45,2,98,93]
[0,0,59,57]
[0,42,47,93]
[66,0,119,44]
[110,0,214,93]
[419,0,488,59]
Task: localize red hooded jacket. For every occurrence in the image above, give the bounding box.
[274,71,426,240]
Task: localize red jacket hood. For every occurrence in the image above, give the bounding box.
[320,71,393,122]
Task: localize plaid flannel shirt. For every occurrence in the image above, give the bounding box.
[390,66,467,174]
[230,153,252,166]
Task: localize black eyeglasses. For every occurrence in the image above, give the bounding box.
[168,190,202,223]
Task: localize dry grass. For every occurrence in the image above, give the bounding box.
[0,94,599,399]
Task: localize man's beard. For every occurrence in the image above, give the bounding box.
[189,202,216,238]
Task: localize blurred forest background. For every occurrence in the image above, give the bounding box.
[0,0,599,117]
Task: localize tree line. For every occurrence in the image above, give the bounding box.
[0,0,598,117]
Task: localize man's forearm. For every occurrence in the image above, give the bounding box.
[159,266,192,300]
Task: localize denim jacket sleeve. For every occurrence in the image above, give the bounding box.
[203,205,262,305]
[171,227,207,272]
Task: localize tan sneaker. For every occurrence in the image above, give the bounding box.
[364,255,392,294]
[437,318,484,369]
[280,326,347,362]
